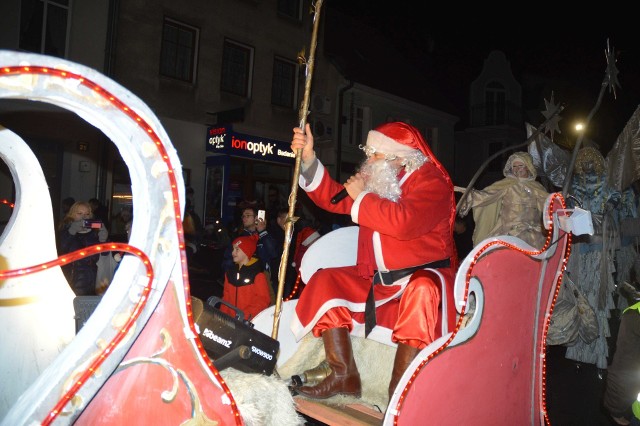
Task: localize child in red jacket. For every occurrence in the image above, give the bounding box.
[220,234,272,321]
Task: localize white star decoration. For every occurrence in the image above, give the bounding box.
[541,91,562,141]
[604,38,621,99]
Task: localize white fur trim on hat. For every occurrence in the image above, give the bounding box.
[366,130,418,157]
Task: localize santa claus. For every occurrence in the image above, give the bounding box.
[288,121,457,400]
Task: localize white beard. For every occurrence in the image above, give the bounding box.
[359,159,402,202]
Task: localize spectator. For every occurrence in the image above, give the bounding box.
[58,201,108,295]
[219,234,272,321]
[603,301,640,425]
[184,198,204,254]
[222,206,279,297]
[112,205,133,241]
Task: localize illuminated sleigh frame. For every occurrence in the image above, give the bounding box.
[0,51,241,425]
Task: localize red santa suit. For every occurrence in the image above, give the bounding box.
[291,122,457,349]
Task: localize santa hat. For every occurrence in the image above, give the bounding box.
[233,234,259,258]
[366,121,429,158]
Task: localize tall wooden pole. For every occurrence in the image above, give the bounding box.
[271,0,324,340]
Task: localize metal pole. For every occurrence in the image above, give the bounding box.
[271,0,324,341]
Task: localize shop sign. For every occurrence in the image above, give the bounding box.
[206,125,294,165]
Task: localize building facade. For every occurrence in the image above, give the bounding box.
[0,0,458,234]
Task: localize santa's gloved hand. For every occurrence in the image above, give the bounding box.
[98,225,108,242]
[68,219,85,235]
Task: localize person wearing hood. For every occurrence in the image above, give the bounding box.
[455,151,550,249]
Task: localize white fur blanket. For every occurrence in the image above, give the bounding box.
[221,368,305,426]
[277,334,395,414]
[221,334,395,425]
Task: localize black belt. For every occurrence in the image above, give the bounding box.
[365,258,451,337]
[372,258,451,285]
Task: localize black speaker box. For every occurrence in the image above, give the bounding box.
[196,297,279,375]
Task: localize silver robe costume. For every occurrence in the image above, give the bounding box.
[564,147,638,369]
[458,152,550,249]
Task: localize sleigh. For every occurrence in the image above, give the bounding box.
[0,51,575,425]
[251,192,572,425]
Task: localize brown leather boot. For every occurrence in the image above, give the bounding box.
[388,343,420,400]
[296,327,361,399]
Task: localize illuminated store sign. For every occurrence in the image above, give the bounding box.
[206,125,294,165]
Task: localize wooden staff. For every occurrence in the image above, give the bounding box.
[271,0,324,340]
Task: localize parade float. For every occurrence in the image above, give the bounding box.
[0,47,591,426]
[0,4,630,424]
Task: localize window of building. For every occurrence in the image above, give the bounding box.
[350,105,371,148]
[484,81,506,125]
[277,0,302,21]
[19,0,70,57]
[271,56,298,108]
[159,18,199,82]
[221,39,254,98]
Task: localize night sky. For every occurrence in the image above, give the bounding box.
[325,2,640,153]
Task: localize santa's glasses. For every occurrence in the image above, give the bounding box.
[359,144,398,161]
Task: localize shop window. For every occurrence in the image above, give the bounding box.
[160,17,199,83]
[271,56,298,109]
[221,39,254,98]
[277,0,302,21]
[19,0,70,57]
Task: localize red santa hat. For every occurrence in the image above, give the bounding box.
[366,121,430,158]
[233,234,259,258]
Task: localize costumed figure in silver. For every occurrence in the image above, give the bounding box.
[564,147,638,370]
[456,151,550,249]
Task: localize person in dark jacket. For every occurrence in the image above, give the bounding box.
[220,234,272,321]
[58,201,108,295]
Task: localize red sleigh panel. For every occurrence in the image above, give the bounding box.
[386,194,569,425]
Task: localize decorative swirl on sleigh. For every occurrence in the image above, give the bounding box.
[0,51,240,425]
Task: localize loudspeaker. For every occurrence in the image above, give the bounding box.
[196,297,279,375]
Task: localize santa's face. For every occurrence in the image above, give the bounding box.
[359,154,403,201]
